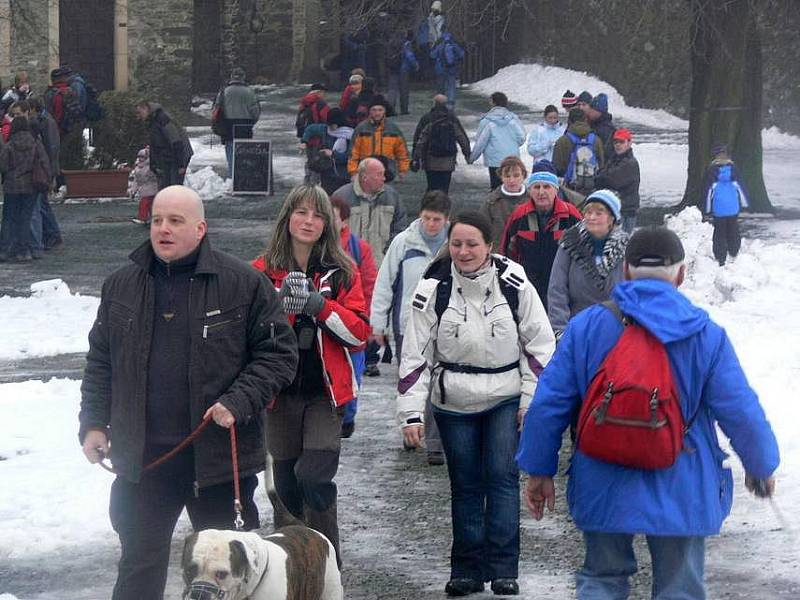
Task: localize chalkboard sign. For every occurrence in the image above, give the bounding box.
[232,139,273,195]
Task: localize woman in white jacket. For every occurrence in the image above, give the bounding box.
[397,211,555,597]
[526,104,565,166]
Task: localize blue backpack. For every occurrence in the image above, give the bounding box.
[347,232,362,266]
[565,131,598,192]
[444,41,464,68]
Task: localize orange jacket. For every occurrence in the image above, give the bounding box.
[347,118,410,175]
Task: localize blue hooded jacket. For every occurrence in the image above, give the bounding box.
[704,160,749,217]
[469,106,526,168]
[517,278,779,536]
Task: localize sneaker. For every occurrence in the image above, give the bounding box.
[427,451,445,466]
[31,251,44,260]
[131,218,146,225]
[491,579,519,596]
[445,578,484,597]
[340,421,355,439]
[44,238,63,251]
[364,364,381,377]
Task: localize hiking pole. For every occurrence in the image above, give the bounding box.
[752,479,797,547]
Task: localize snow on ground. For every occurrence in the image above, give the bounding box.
[184,165,230,200]
[0,280,98,361]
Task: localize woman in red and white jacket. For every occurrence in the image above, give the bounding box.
[252,184,370,567]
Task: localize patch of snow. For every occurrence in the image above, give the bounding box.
[184,166,230,200]
[0,280,98,360]
[762,126,800,150]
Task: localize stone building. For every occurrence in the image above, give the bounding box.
[0,0,337,113]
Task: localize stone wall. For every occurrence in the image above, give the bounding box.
[127,0,194,112]
[6,0,53,94]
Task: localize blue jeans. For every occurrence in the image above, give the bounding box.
[0,192,36,257]
[577,532,706,599]
[343,350,365,425]
[434,398,521,582]
[30,192,62,255]
[435,73,457,109]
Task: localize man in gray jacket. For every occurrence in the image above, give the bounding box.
[79,185,297,600]
[214,67,261,176]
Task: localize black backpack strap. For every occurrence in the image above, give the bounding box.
[601,299,629,326]
[434,274,452,324]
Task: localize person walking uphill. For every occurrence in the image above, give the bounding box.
[411,94,471,193]
[470,92,526,190]
[517,226,779,600]
[253,185,371,567]
[398,210,555,597]
[703,143,749,266]
[79,186,298,600]
[213,67,261,177]
[552,108,605,199]
[0,116,51,262]
[136,101,193,190]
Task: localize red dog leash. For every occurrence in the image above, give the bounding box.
[97,414,244,530]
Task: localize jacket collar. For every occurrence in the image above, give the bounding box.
[129,235,219,276]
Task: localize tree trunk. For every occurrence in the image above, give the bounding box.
[681,0,772,212]
[290,0,323,83]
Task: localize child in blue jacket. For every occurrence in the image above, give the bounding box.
[703,144,749,266]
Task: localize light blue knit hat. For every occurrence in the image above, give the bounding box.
[584,189,622,222]
[526,171,559,188]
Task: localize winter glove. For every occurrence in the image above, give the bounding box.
[410,159,420,173]
[302,287,325,316]
[281,271,310,315]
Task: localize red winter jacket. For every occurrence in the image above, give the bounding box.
[298,93,329,128]
[500,197,583,308]
[251,257,370,406]
[340,225,377,316]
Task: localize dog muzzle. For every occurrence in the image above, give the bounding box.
[187,581,226,599]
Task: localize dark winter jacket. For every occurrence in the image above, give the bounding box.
[34,111,60,178]
[552,120,605,179]
[0,130,50,194]
[546,222,628,334]
[79,236,298,487]
[591,112,616,156]
[144,103,193,174]
[595,148,641,217]
[500,197,583,308]
[411,105,470,172]
[479,185,528,248]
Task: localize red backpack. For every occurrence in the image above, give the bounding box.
[576,301,689,470]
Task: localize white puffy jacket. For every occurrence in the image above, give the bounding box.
[396,254,555,428]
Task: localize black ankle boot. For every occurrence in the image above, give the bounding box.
[445,578,484,596]
[491,578,519,596]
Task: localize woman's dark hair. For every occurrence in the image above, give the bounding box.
[448,210,493,245]
[27,97,43,113]
[420,190,451,216]
[490,92,508,107]
[9,116,29,136]
[544,104,558,116]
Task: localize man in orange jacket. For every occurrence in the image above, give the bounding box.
[347,95,410,181]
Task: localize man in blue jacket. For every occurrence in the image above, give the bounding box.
[517,226,779,599]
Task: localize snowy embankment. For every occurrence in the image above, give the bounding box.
[0,210,797,575]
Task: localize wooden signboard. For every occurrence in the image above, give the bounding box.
[232,139,273,195]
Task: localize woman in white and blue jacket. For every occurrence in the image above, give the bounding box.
[526,104,565,166]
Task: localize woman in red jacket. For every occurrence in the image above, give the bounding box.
[252,184,370,567]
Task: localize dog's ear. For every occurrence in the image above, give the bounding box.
[182,532,199,586]
[229,539,250,580]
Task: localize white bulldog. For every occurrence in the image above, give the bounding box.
[182,525,342,600]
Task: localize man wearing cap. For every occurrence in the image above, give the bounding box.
[575,91,593,114]
[703,143,749,266]
[596,128,640,233]
[213,67,261,177]
[500,169,582,308]
[43,65,87,174]
[517,225,779,599]
[552,108,605,197]
[561,90,578,112]
[347,96,410,180]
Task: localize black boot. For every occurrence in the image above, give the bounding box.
[491,579,519,596]
[445,578,484,597]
